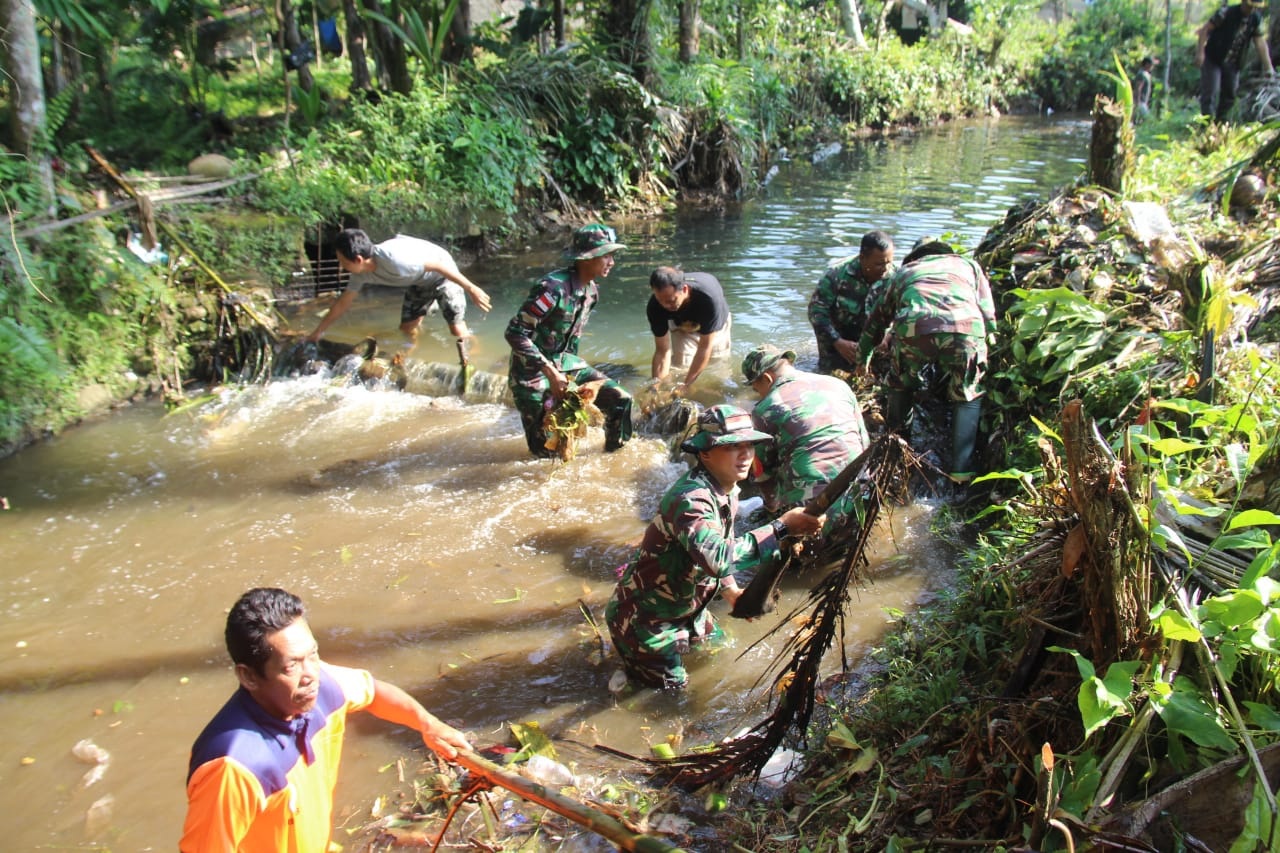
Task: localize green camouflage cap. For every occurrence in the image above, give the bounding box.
[681,404,773,453]
[564,224,627,260]
[742,344,796,383]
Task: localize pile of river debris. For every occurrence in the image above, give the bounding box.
[753,126,1280,851]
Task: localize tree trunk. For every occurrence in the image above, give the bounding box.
[1060,399,1146,665]
[277,0,315,92]
[1163,0,1172,116]
[443,0,471,64]
[343,0,373,93]
[1271,0,1280,68]
[1088,95,1131,194]
[737,0,747,60]
[678,0,700,62]
[837,0,867,48]
[0,0,56,214]
[94,43,115,125]
[553,0,565,47]
[362,0,411,95]
[601,0,654,85]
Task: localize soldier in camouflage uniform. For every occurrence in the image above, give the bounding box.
[743,344,869,516]
[857,240,996,482]
[505,224,633,458]
[808,230,896,373]
[606,406,824,690]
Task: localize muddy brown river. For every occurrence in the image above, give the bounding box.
[0,115,1089,850]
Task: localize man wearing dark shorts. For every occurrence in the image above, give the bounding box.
[647,266,732,394]
[304,229,491,354]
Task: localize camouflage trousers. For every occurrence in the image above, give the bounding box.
[400,280,466,326]
[605,598,722,690]
[508,353,633,457]
[888,331,987,403]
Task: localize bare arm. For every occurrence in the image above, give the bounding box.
[425,257,491,313]
[305,289,359,342]
[651,333,673,380]
[1196,21,1212,65]
[1255,34,1275,74]
[365,678,472,760]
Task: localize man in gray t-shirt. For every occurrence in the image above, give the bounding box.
[305,229,491,350]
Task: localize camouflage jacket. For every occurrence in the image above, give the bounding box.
[610,466,783,652]
[808,257,897,348]
[505,267,597,379]
[751,371,869,509]
[858,254,996,360]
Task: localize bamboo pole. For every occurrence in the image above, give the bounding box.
[84,145,277,332]
[450,751,688,853]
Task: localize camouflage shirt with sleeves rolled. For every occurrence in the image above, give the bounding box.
[857,253,996,362]
[808,256,898,361]
[505,267,596,378]
[750,371,870,511]
[606,465,784,660]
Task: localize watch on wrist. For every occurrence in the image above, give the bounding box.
[771,518,788,538]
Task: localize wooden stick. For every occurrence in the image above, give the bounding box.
[450,751,688,853]
[84,145,277,332]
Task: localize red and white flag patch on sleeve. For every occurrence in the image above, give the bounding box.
[529,292,556,318]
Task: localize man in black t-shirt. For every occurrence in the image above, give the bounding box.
[1196,0,1274,121]
[647,266,732,394]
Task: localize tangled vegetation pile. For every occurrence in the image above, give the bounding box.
[722,125,1280,851]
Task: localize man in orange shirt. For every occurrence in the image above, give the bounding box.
[181,588,471,852]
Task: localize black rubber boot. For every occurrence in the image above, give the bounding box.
[950,399,982,481]
[884,389,913,432]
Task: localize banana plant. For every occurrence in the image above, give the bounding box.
[363,0,459,77]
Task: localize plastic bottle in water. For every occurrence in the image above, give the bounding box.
[521,754,576,788]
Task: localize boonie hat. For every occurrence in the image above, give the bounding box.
[564,224,626,260]
[742,344,796,383]
[681,404,773,453]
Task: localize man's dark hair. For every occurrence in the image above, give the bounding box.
[860,230,894,255]
[225,588,306,674]
[334,228,375,261]
[649,266,685,291]
[903,240,955,265]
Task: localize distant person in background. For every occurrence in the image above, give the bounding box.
[808,230,896,374]
[858,240,996,484]
[1134,55,1158,120]
[647,266,732,394]
[505,223,633,458]
[304,229,491,358]
[1196,0,1275,122]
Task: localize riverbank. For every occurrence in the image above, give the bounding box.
[717,114,1280,849]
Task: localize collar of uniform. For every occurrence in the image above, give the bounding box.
[235,686,324,763]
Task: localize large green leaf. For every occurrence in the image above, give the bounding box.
[1152,676,1235,751]
[1155,609,1202,642]
[1053,647,1139,738]
[1200,589,1265,630]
